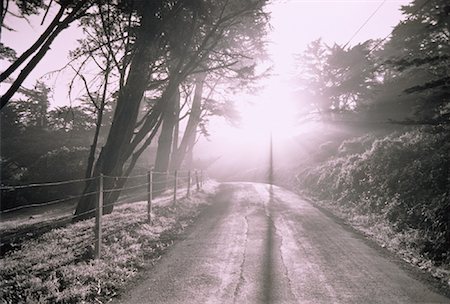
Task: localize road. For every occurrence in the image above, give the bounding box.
[113,183,449,304]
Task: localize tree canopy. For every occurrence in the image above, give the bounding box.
[295,0,449,125]
[1,0,270,218]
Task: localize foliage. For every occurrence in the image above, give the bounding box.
[378,0,450,123]
[296,39,376,116]
[47,104,112,132]
[0,43,17,62]
[71,0,269,217]
[0,82,109,210]
[296,0,449,124]
[9,0,44,16]
[1,145,91,211]
[297,127,450,264]
[13,81,51,129]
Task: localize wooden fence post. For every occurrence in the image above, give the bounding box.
[195,170,200,191]
[187,170,191,198]
[94,174,103,259]
[201,170,204,189]
[147,170,153,223]
[173,170,178,205]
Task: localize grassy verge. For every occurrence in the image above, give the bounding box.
[0,182,218,303]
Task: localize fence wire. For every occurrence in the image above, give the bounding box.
[1,169,206,261]
[0,171,183,214]
[0,176,97,191]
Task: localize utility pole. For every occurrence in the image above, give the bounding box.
[269,132,273,185]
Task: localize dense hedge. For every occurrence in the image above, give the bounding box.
[0,147,89,211]
[297,127,450,264]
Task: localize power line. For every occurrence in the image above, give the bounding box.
[368,0,433,54]
[343,0,387,49]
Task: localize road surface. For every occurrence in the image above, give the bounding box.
[113,183,449,304]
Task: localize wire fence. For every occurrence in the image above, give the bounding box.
[0,169,205,260]
[0,169,202,214]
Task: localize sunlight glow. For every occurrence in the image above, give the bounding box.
[236,80,299,147]
[197,0,412,179]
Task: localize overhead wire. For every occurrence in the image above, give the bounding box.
[368,0,433,54]
[343,0,387,49]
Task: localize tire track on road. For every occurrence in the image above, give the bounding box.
[233,213,249,303]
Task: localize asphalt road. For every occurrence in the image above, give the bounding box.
[113,183,449,304]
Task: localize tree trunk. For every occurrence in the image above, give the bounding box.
[107,113,163,204]
[170,72,206,171]
[172,115,180,158]
[73,2,162,221]
[153,83,180,193]
[85,61,110,179]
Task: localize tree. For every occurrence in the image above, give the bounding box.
[326,41,376,111]
[73,0,268,220]
[155,0,268,174]
[1,0,94,108]
[296,39,333,116]
[0,88,97,212]
[169,60,260,172]
[379,0,450,123]
[296,39,376,121]
[73,1,183,219]
[12,80,51,129]
[170,72,206,171]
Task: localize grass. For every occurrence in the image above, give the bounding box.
[0,201,76,233]
[0,182,218,304]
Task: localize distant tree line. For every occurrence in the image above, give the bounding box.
[1,0,269,217]
[0,80,114,210]
[296,0,449,125]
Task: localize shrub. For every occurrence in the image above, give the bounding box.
[338,134,375,156]
[0,146,89,211]
[297,126,450,264]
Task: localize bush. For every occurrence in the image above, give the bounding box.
[338,134,375,156]
[1,146,89,211]
[297,126,450,264]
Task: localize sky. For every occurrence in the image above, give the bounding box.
[267,0,410,73]
[1,4,85,106]
[203,0,412,161]
[1,0,410,105]
[1,0,412,170]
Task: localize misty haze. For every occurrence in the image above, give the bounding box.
[1,0,449,303]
